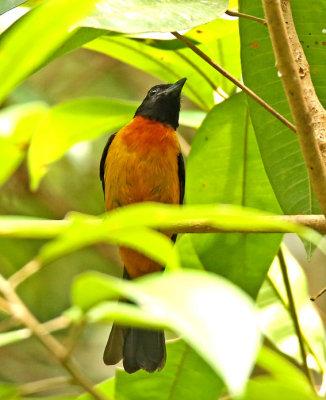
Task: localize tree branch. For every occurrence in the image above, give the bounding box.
[2,215,326,238]
[0,275,110,400]
[262,0,326,216]
[171,31,296,133]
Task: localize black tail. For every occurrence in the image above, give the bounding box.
[103,325,166,373]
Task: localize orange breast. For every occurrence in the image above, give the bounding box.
[104,116,181,278]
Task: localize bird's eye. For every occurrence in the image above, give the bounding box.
[149,88,158,96]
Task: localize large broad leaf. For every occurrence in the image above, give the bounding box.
[0,0,96,103]
[0,101,48,186]
[186,94,282,298]
[85,17,240,110]
[81,0,229,34]
[115,340,223,400]
[27,98,136,190]
[85,36,215,110]
[72,269,261,395]
[257,246,326,373]
[239,0,325,255]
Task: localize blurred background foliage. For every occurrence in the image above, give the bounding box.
[0,0,326,399]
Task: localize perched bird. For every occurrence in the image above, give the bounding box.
[99,78,186,373]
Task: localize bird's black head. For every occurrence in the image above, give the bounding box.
[134,78,187,130]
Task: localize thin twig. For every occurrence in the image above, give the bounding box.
[0,296,10,313]
[277,249,314,386]
[171,31,296,133]
[0,275,110,400]
[310,287,326,302]
[64,319,86,359]
[262,0,326,216]
[20,376,72,396]
[9,258,41,288]
[225,9,267,25]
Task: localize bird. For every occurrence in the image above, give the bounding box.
[99,78,186,374]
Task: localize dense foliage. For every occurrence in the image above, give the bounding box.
[0,1,326,399]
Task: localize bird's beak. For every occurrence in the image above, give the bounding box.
[164,78,187,96]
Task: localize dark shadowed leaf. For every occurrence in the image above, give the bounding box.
[115,340,223,400]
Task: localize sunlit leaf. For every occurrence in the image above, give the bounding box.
[81,0,229,34]
[0,0,96,103]
[77,378,115,399]
[38,212,180,270]
[257,246,326,373]
[85,36,215,109]
[239,377,319,400]
[0,101,48,186]
[72,269,261,395]
[28,98,136,190]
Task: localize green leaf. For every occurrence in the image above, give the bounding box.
[28,98,136,190]
[115,340,223,400]
[179,110,206,129]
[0,102,48,186]
[0,1,27,15]
[239,0,325,257]
[0,384,20,400]
[257,246,326,373]
[0,0,97,103]
[72,269,261,395]
[186,94,282,297]
[85,36,215,109]
[38,212,180,271]
[257,346,312,390]
[80,0,229,34]
[239,377,319,400]
[175,234,204,270]
[77,378,115,399]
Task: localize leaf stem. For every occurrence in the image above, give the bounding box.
[277,249,314,386]
[225,9,267,25]
[171,31,296,133]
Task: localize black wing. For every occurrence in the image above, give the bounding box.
[177,152,185,205]
[100,133,117,195]
[171,152,185,244]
